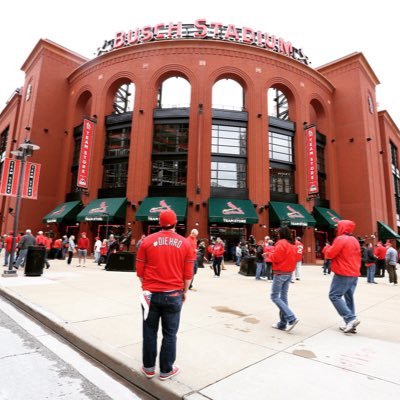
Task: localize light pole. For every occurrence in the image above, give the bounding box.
[2,140,40,277]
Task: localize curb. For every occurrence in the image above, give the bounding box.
[0,286,192,400]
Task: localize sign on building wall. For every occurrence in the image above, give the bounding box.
[0,158,41,199]
[305,125,319,197]
[77,118,95,189]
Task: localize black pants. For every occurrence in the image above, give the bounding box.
[213,256,223,276]
[376,259,385,277]
[67,251,73,265]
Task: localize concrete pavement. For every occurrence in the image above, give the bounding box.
[0,257,399,400]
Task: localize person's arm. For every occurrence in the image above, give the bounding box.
[325,237,345,260]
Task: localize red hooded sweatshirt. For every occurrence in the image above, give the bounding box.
[325,220,361,277]
[270,239,297,273]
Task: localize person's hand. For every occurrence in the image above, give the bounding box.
[182,291,187,302]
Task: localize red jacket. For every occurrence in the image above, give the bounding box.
[374,244,386,260]
[295,240,304,262]
[270,239,297,273]
[212,242,225,257]
[136,230,195,292]
[5,235,18,252]
[262,245,275,262]
[77,237,90,250]
[322,244,331,259]
[325,220,361,277]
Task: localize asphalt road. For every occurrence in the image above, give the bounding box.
[0,298,153,400]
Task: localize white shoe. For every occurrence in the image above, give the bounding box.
[260,277,268,281]
[285,319,299,332]
[343,319,360,333]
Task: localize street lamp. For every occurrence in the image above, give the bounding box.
[2,139,40,277]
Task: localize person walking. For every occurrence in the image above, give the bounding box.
[3,231,17,267]
[263,239,275,280]
[270,226,299,331]
[36,231,50,269]
[136,209,195,380]
[76,232,90,267]
[365,242,378,284]
[325,220,361,333]
[61,235,69,259]
[322,241,331,275]
[212,237,225,277]
[197,240,206,269]
[235,243,242,266]
[15,229,36,269]
[385,240,398,285]
[67,235,76,265]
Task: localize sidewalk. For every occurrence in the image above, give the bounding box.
[1,258,399,399]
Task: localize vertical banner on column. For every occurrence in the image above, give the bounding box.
[305,125,319,197]
[22,162,41,200]
[0,158,21,197]
[77,118,96,189]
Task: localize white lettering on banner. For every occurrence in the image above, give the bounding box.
[153,237,183,248]
[223,218,246,223]
[96,20,310,65]
[46,219,57,223]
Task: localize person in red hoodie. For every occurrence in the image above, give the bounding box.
[212,237,225,277]
[269,226,299,331]
[76,232,90,267]
[325,220,361,334]
[136,209,194,380]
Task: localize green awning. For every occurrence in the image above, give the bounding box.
[136,197,187,222]
[77,198,127,222]
[313,207,342,228]
[269,201,316,227]
[42,201,82,223]
[377,221,400,241]
[209,198,258,224]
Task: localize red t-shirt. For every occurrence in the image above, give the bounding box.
[136,230,195,292]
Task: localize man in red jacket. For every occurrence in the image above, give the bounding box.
[136,209,194,380]
[270,226,299,331]
[325,220,361,333]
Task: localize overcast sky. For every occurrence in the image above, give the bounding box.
[1,0,398,127]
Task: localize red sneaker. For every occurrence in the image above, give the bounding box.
[159,365,180,380]
[141,366,155,379]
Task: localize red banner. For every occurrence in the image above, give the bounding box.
[22,162,41,199]
[77,118,95,189]
[0,158,21,197]
[305,125,319,196]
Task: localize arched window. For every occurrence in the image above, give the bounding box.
[268,88,289,120]
[157,77,191,108]
[212,79,244,111]
[113,83,135,114]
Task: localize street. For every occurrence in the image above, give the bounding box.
[0,298,153,400]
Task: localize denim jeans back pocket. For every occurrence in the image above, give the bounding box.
[164,291,183,312]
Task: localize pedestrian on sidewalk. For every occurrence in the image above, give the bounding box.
[212,237,224,277]
[385,240,398,285]
[93,237,102,263]
[322,241,331,275]
[374,241,386,277]
[365,243,378,284]
[136,209,195,380]
[67,235,76,265]
[36,231,50,269]
[3,231,18,267]
[255,240,266,280]
[15,229,36,269]
[325,220,361,333]
[77,232,90,267]
[269,226,299,331]
[187,229,199,290]
[292,236,303,282]
[263,239,275,280]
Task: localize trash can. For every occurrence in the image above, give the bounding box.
[105,252,136,271]
[239,256,257,276]
[25,246,46,276]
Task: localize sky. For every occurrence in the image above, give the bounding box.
[1,0,399,127]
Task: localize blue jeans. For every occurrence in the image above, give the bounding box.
[255,261,265,279]
[329,274,358,323]
[270,273,296,328]
[15,249,28,267]
[142,290,183,374]
[367,264,376,283]
[236,255,241,266]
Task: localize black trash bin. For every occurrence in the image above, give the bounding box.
[239,256,257,276]
[105,252,136,271]
[25,246,46,276]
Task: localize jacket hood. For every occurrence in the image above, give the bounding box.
[337,220,355,235]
